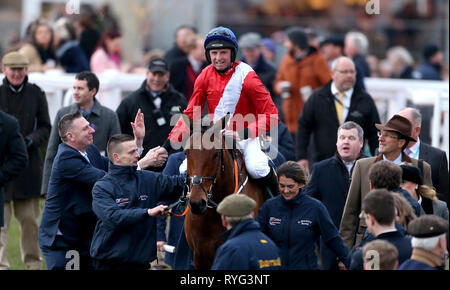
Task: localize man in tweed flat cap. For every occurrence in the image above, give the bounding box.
[398,215,448,270]
[211,194,281,270]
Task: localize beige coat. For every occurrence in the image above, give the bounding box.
[18,43,43,73]
[339,153,432,249]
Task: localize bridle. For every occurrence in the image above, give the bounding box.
[170,137,248,217]
[186,150,224,208]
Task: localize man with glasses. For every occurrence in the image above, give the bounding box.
[296,56,380,174]
[340,114,432,250]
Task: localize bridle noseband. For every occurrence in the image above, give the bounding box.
[186,150,224,208]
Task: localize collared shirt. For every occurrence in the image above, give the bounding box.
[376,228,398,236]
[331,82,353,122]
[383,153,402,164]
[78,150,90,163]
[188,55,202,74]
[79,103,94,119]
[417,195,422,205]
[404,138,420,159]
[150,91,162,109]
[343,160,356,174]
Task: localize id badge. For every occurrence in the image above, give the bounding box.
[157,116,167,126]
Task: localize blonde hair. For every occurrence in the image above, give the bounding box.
[392,192,416,229]
[417,185,438,204]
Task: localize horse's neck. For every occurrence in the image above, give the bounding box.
[218,149,247,192]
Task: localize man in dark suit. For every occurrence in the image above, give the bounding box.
[41,71,121,198]
[349,189,412,270]
[296,56,380,172]
[38,110,165,269]
[397,107,449,206]
[304,121,366,269]
[0,110,28,228]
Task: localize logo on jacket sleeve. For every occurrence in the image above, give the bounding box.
[269,217,281,225]
[115,198,130,206]
[138,195,148,201]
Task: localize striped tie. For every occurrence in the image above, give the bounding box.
[336,92,344,124]
[404,148,412,156]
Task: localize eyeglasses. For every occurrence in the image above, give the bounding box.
[377,131,399,139]
[334,69,356,75]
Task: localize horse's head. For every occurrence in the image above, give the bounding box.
[184,114,234,215]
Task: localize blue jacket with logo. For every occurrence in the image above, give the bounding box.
[211,219,282,270]
[256,190,350,269]
[90,163,185,264]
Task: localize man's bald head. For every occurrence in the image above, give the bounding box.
[332,56,356,92]
[397,107,422,143]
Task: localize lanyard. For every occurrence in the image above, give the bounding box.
[411,143,420,159]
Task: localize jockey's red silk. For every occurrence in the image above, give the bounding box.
[168,61,279,145]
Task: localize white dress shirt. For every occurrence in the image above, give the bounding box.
[331,82,353,122]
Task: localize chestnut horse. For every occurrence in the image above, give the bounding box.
[182,115,265,270]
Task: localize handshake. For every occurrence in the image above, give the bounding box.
[138,146,168,169]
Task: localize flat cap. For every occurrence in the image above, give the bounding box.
[2,51,29,68]
[238,32,262,49]
[407,214,449,238]
[217,194,256,217]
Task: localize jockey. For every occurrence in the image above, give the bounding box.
[161,26,280,195]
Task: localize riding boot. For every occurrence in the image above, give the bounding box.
[258,166,279,199]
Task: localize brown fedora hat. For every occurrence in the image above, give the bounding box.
[375,114,416,142]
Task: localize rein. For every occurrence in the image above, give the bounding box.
[171,149,244,217]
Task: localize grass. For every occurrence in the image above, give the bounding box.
[6,199,46,270]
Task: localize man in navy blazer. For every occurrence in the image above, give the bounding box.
[39,110,166,269]
[349,189,412,270]
[398,107,449,206]
[304,121,366,269]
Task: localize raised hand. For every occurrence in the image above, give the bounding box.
[131,108,145,148]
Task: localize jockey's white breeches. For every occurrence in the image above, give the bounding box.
[237,137,269,179]
[180,137,270,179]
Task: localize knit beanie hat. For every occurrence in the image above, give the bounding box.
[286,26,308,50]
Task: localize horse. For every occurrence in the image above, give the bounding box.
[182,114,266,270]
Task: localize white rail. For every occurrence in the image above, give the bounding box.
[1,72,448,159]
